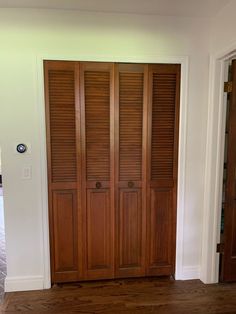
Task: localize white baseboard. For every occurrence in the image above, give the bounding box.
[179,266,201,280]
[4,266,200,292]
[5,276,46,292]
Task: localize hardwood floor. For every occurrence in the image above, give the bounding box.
[1,278,236,313]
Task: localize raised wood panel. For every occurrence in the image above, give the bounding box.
[86,189,113,278]
[119,72,143,181]
[84,70,110,181]
[147,189,173,276]
[52,190,79,281]
[48,69,77,183]
[117,189,142,276]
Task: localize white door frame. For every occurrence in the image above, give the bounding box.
[201,44,236,284]
[36,54,189,288]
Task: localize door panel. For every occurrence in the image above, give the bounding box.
[119,70,143,181]
[115,64,148,277]
[84,70,110,181]
[44,61,80,283]
[148,189,173,275]
[52,190,78,282]
[146,64,180,276]
[87,190,111,274]
[221,60,236,281]
[118,189,142,275]
[47,66,77,183]
[80,62,115,280]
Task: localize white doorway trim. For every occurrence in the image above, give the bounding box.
[36,54,189,289]
[201,43,236,284]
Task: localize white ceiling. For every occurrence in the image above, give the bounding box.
[0,0,231,17]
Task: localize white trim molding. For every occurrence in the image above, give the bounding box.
[5,276,44,292]
[35,54,189,290]
[181,266,201,280]
[201,43,236,284]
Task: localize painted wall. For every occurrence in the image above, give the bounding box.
[210,0,236,53]
[0,8,210,291]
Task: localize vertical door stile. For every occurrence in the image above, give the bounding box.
[115,63,147,277]
[172,67,181,272]
[80,62,115,280]
[114,63,120,277]
[75,62,83,280]
[146,64,153,275]
[79,62,87,279]
[146,64,180,277]
[110,63,116,279]
[44,61,79,283]
[142,64,149,274]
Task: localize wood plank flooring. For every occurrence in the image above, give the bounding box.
[1,278,236,313]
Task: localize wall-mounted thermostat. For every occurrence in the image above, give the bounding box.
[16,143,27,154]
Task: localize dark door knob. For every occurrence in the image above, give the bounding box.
[96,182,102,189]
[128,181,134,188]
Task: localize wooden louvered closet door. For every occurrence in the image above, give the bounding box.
[80,62,115,280]
[115,64,148,277]
[44,61,80,282]
[45,60,180,283]
[146,64,180,276]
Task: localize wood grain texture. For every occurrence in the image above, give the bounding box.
[52,190,79,281]
[146,64,180,276]
[119,71,143,181]
[84,70,110,181]
[48,67,77,183]
[86,190,112,276]
[2,279,236,314]
[44,61,80,283]
[118,189,142,271]
[79,62,115,280]
[45,61,180,283]
[115,64,147,278]
[148,189,173,276]
[151,72,176,181]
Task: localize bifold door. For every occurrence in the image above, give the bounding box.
[80,63,115,280]
[44,61,180,283]
[115,64,148,278]
[146,65,180,276]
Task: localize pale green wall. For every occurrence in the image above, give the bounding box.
[0,8,210,290]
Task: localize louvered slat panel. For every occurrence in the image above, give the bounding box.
[48,70,77,183]
[119,73,143,181]
[85,71,110,181]
[151,73,176,180]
